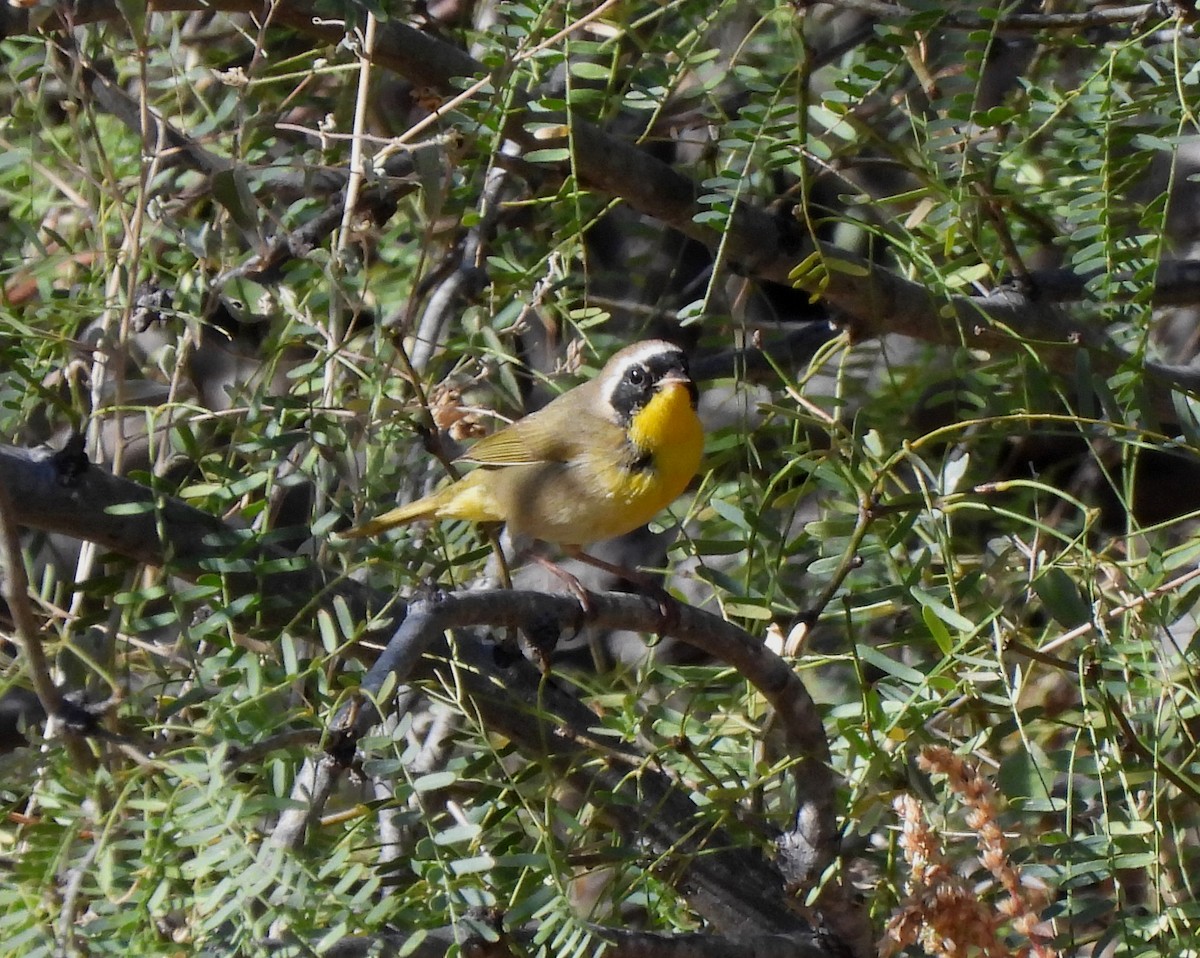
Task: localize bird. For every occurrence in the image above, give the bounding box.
[339,339,704,588]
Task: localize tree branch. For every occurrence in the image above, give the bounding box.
[0,442,390,637]
[800,0,1169,31]
[328,587,838,935]
[272,590,832,937]
[309,923,833,958]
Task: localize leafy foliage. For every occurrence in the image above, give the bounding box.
[1,1,1199,956]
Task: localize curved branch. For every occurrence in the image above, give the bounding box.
[347,589,838,896]
[268,586,834,938]
[312,923,832,958]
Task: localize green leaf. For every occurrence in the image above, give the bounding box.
[525,148,570,163]
[211,168,259,233]
[569,61,613,81]
[911,588,976,634]
[1032,567,1091,628]
[922,604,953,654]
[724,601,774,620]
[413,771,457,792]
[856,645,925,684]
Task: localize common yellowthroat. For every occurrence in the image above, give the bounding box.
[340,340,704,551]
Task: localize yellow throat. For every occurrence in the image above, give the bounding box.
[627,380,704,505]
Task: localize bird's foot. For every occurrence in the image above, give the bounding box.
[530,553,594,616]
[644,582,681,639]
[565,548,680,638]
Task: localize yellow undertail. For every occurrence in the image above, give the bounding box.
[338,471,505,539]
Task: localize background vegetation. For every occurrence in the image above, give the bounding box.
[1,1,1199,956]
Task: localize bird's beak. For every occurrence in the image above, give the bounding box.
[657,372,699,407]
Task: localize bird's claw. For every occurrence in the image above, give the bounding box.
[647,584,680,638]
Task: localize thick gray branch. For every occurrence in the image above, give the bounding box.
[313,923,832,958]
[0,443,388,635]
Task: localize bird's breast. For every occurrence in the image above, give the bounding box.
[625,381,704,504]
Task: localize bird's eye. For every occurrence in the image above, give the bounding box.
[626,365,647,386]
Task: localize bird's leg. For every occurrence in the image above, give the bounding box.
[562,547,680,637]
[530,552,594,615]
[483,523,513,590]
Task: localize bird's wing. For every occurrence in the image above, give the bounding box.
[458,406,584,467]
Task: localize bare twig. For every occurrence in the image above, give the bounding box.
[1040,565,1200,655]
[339,12,377,252]
[0,464,66,721]
[56,831,102,958]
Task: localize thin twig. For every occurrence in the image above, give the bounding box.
[1040,566,1200,656]
[56,831,102,958]
[0,480,66,722]
[338,11,376,251]
[800,0,1166,31]
[789,492,875,655]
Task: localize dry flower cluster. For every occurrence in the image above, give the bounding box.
[428,381,489,440]
[880,746,1056,958]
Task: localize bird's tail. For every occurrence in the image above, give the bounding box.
[338,472,503,539]
[336,497,441,539]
